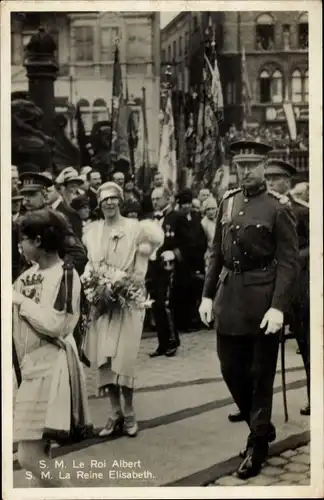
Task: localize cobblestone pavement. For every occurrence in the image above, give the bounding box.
[209,443,310,486]
[12,329,312,489]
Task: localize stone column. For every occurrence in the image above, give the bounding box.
[24,27,59,137]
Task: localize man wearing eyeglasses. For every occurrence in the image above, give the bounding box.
[199,140,299,479]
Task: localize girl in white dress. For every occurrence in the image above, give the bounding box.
[82,182,164,438]
[13,209,92,487]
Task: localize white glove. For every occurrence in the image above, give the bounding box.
[161,250,175,261]
[199,298,213,327]
[260,308,284,335]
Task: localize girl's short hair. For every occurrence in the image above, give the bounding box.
[18,209,70,253]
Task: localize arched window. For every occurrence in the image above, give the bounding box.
[256,13,275,50]
[271,70,283,103]
[92,98,108,125]
[304,69,308,102]
[291,70,303,103]
[259,70,271,103]
[298,12,308,49]
[77,98,92,132]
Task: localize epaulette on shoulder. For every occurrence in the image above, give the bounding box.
[267,190,290,205]
[222,187,242,200]
[289,193,309,208]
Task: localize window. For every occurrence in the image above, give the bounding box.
[162,49,166,63]
[298,12,308,49]
[74,26,94,62]
[184,31,189,53]
[291,70,303,103]
[77,98,92,132]
[167,45,171,62]
[100,27,119,62]
[92,98,108,124]
[282,24,290,51]
[179,36,182,57]
[226,82,236,105]
[173,40,176,60]
[271,70,283,103]
[304,70,308,102]
[256,13,275,50]
[193,16,198,32]
[259,70,271,103]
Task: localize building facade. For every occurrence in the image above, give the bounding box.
[11,11,161,166]
[161,11,308,130]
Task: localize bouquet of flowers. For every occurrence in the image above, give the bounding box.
[81,261,152,319]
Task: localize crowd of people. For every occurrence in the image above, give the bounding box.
[11,143,310,485]
[224,124,309,151]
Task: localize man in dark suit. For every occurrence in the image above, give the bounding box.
[265,159,310,416]
[87,169,102,217]
[175,188,207,331]
[146,186,193,357]
[199,140,299,479]
[55,167,85,241]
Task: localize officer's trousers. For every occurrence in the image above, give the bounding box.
[217,332,279,459]
[149,267,180,352]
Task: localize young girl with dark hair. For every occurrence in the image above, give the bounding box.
[12,209,92,487]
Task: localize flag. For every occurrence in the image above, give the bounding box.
[158,92,177,192]
[283,88,297,141]
[126,84,138,175]
[75,103,93,167]
[110,44,131,168]
[111,45,122,156]
[177,97,188,189]
[136,86,151,192]
[241,46,252,117]
[194,15,223,185]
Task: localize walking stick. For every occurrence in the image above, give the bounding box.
[280,326,289,422]
[165,270,177,346]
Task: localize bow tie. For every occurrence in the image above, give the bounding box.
[154,212,164,221]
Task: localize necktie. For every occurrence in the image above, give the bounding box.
[154,212,164,221]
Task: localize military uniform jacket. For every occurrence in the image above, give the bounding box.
[203,183,299,336]
[287,192,309,306]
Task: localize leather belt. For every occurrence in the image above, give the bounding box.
[225,259,276,275]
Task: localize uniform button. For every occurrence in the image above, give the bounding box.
[244,198,249,203]
[233,241,237,245]
[239,211,244,215]
[236,225,240,229]
[256,224,261,228]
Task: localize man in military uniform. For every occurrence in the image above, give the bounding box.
[199,140,299,479]
[265,159,310,416]
[18,170,87,276]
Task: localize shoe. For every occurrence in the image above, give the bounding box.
[300,403,310,416]
[236,453,263,480]
[123,414,138,437]
[149,349,165,358]
[165,347,177,357]
[99,413,124,437]
[239,424,276,458]
[228,411,245,422]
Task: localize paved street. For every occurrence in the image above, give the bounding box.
[209,443,310,486]
[13,329,311,489]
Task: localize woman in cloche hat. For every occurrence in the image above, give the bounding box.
[82,182,164,438]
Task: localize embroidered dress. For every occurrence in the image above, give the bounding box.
[12,261,92,443]
[82,218,163,390]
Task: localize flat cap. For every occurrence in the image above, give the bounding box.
[229,140,273,164]
[265,159,297,177]
[19,171,53,193]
